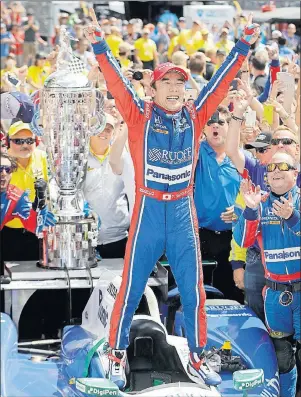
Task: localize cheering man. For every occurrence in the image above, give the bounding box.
[84,8,260,389]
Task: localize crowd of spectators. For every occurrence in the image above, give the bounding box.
[1,2,300,396]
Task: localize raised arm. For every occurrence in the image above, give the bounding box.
[85,9,145,128]
[109,122,128,175]
[233,180,261,248]
[195,14,260,126]
[237,76,264,121]
[225,92,249,174]
[257,46,280,103]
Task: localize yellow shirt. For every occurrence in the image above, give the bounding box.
[89,146,110,166]
[27,65,51,92]
[0,67,19,78]
[178,30,203,56]
[167,36,179,60]
[106,34,124,58]
[120,57,133,69]
[229,192,247,264]
[135,84,145,98]
[6,149,49,228]
[134,38,156,62]
[216,39,235,55]
[198,38,215,52]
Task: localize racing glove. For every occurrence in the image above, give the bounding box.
[11,191,31,220]
[35,206,57,235]
[83,201,101,229]
[32,178,47,211]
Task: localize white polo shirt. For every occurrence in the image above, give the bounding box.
[83,149,134,245]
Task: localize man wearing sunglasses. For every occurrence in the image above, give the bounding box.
[234,152,300,397]
[271,127,300,185]
[194,106,244,303]
[2,121,48,264]
[0,153,54,235]
[226,95,300,315]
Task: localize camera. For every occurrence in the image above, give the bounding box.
[129,70,143,81]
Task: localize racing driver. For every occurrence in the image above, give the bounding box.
[84,9,260,389]
[234,153,300,397]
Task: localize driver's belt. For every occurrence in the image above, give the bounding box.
[266,280,301,292]
[137,185,193,201]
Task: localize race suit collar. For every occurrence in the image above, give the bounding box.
[271,185,298,199]
[153,102,183,116]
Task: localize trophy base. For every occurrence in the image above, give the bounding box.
[38,219,99,270]
[36,258,98,270]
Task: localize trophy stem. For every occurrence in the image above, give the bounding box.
[56,190,84,220]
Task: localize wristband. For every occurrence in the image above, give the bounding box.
[231,114,244,122]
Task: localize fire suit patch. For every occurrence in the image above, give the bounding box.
[148,147,192,164]
[146,164,191,185]
[152,128,168,135]
[264,247,301,262]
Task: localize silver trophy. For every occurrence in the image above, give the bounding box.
[38,27,105,269]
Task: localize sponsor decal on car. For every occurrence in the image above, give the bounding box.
[261,371,280,397]
[87,387,118,396]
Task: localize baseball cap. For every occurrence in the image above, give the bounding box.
[216,49,227,56]
[201,28,209,35]
[244,132,272,149]
[151,63,188,85]
[168,28,179,36]
[59,9,71,16]
[193,19,202,26]
[8,121,33,137]
[35,52,47,60]
[272,30,282,39]
[1,92,34,123]
[104,113,116,129]
[220,27,229,35]
[179,17,186,22]
[119,42,134,52]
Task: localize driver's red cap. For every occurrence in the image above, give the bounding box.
[151,63,188,85]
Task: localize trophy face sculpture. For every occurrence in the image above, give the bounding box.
[39,27,105,269]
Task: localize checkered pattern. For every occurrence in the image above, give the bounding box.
[68,55,86,74]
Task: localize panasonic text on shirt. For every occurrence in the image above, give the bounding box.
[146,164,191,185]
[264,247,301,262]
